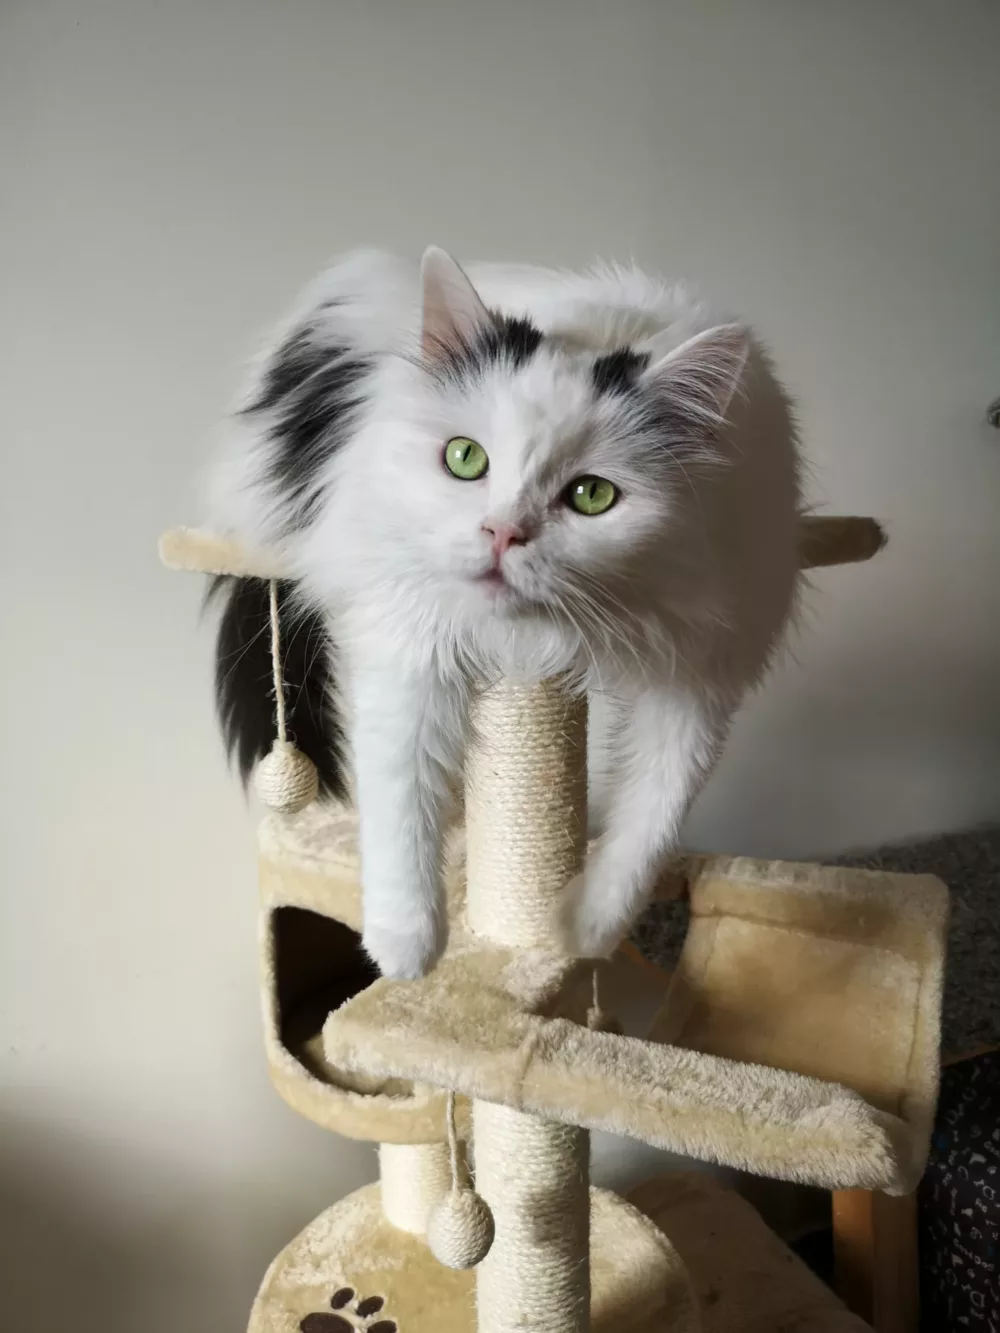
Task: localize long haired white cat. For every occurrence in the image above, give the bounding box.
[209,247,801,979]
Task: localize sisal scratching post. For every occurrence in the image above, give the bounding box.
[466,681,591,1333]
[379,1142,452,1235]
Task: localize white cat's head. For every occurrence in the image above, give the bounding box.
[352,250,747,627]
[245,248,751,662]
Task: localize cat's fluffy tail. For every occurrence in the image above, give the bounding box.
[207,576,346,800]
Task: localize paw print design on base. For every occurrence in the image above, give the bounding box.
[300,1285,399,1333]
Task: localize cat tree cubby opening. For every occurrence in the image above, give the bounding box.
[270,906,388,1093]
[257,801,462,1144]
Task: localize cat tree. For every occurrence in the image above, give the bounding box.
[161,515,947,1333]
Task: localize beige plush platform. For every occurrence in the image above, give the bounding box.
[647,857,948,1194]
[324,937,911,1192]
[248,1172,872,1333]
[248,1183,698,1333]
[161,515,886,582]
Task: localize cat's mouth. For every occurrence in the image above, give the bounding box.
[472,566,524,603]
[468,562,540,607]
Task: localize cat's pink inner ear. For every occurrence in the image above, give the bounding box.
[420,247,493,362]
[644,323,751,424]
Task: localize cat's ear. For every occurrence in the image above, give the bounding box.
[642,324,751,426]
[421,247,493,362]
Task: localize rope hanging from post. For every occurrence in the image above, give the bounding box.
[587,965,621,1034]
[253,578,319,813]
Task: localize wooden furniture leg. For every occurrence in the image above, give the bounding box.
[832,1188,919,1333]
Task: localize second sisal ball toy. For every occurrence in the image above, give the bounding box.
[427,1092,495,1270]
[428,1186,495,1270]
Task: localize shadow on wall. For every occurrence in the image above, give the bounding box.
[0,1099,331,1333]
[0,1109,213,1333]
[693,627,1000,861]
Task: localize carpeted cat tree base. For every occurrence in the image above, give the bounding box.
[249,1172,874,1333]
[249,1184,698,1333]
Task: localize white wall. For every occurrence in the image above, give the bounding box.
[2,2,997,1328]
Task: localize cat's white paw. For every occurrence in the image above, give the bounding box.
[556,873,624,960]
[363,914,446,980]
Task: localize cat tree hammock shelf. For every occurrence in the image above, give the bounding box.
[163,514,945,1333]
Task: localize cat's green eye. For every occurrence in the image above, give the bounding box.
[444,437,489,480]
[566,476,618,516]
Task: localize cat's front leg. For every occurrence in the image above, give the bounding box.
[564,686,726,958]
[351,658,466,979]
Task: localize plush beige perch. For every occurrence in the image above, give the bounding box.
[159,514,887,580]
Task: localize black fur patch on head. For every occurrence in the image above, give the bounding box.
[244,320,372,529]
[591,347,650,396]
[430,311,544,382]
[208,575,346,801]
[593,344,726,465]
[487,313,545,367]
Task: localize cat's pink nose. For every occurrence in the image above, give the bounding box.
[482,522,528,560]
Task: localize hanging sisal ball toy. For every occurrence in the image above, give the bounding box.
[253,580,318,814]
[427,1093,495,1270]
